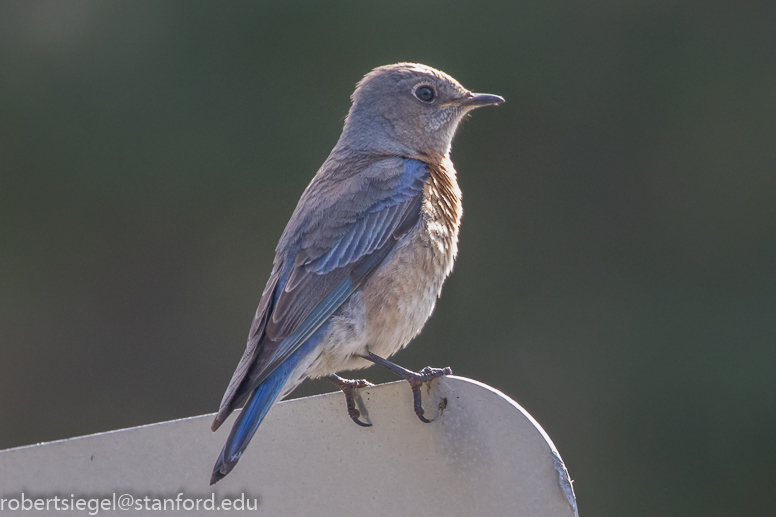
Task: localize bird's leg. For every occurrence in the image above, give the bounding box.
[326,374,374,427]
[361,352,452,423]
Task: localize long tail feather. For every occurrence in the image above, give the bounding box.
[210,351,300,485]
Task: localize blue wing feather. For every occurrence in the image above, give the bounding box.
[212,158,430,427]
[309,160,427,274]
[266,276,353,366]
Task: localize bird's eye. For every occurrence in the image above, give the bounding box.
[415,86,435,103]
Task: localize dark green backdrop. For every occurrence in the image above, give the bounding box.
[1,1,774,515]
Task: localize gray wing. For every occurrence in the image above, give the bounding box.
[212,157,429,430]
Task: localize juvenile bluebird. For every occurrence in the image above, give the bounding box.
[210,63,503,484]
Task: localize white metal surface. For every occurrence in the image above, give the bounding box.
[0,376,578,516]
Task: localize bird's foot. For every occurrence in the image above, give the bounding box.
[404,366,453,423]
[361,352,452,423]
[327,374,374,427]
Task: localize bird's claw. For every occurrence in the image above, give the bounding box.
[360,352,452,423]
[327,375,374,427]
[405,366,452,423]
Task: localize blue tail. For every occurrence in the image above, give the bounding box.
[210,337,317,485]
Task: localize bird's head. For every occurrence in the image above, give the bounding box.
[338,63,504,160]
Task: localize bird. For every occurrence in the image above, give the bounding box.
[210,63,503,484]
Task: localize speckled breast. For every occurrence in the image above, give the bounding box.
[360,157,463,357]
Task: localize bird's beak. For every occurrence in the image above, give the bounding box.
[440,92,505,109]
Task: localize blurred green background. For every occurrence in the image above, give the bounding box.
[1,0,774,514]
